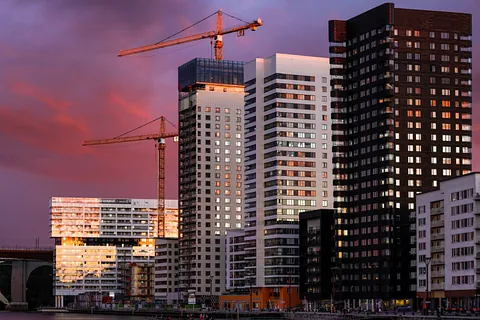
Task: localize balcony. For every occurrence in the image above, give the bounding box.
[431,270,445,278]
[431,233,444,240]
[431,257,445,265]
[431,246,444,253]
[431,220,444,228]
[431,207,444,215]
[431,283,445,290]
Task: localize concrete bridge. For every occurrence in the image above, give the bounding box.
[0,248,53,310]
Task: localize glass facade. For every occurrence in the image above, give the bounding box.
[178,58,244,92]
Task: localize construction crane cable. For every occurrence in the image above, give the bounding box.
[113,116,164,139]
[164,117,178,129]
[221,11,250,24]
[155,11,219,45]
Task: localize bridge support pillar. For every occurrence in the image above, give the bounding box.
[10,260,52,310]
[55,295,64,308]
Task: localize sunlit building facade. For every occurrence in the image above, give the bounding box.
[50,197,178,307]
[178,58,245,305]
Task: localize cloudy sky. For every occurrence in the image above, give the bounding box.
[0,0,477,246]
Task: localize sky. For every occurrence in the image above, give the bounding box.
[0,0,477,246]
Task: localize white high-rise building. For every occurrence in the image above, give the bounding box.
[416,172,480,310]
[49,197,177,307]
[178,58,245,304]
[241,53,332,306]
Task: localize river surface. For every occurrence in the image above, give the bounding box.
[0,312,148,320]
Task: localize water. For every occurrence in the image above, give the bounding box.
[0,312,148,320]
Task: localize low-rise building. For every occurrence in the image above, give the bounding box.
[416,173,480,311]
[220,230,250,310]
[50,197,178,308]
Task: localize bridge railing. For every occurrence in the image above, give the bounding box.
[0,247,54,252]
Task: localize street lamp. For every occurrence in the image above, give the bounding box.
[424,257,431,315]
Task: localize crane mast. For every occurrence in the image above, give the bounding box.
[83,117,178,238]
[118,10,263,60]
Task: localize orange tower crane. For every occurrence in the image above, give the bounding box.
[82,116,178,238]
[118,10,263,60]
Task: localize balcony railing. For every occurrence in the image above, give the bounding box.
[431,207,444,215]
[431,283,445,290]
[431,246,444,253]
[431,233,444,240]
[431,270,445,278]
[431,220,444,228]
[431,257,445,265]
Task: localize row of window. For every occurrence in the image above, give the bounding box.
[451,188,474,201]
[263,73,319,83]
[403,41,465,51]
[403,30,459,39]
[197,132,242,139]
[451,217,474,230]
[452,232,474,243]
[451,203,474,216]
[264,111,317,121]
[263,82,318,92]
[264,92,319,102]
[264,102,316,112]
[196,222,242,229]
[452,246,474,257]
[196,106,242,114]
[263,179,322,188]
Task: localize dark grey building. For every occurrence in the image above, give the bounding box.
[299,209,334,311]
[329,2,472,310]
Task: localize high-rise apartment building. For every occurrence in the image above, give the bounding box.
[178,58,245,304]
[240,53,332,309]
[329,3,472,309]
[49,197,178,307]
[416,173,480,311]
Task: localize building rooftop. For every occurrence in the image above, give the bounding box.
[178,57,244,92]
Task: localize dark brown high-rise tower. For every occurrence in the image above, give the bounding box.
[329,3,472,309]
